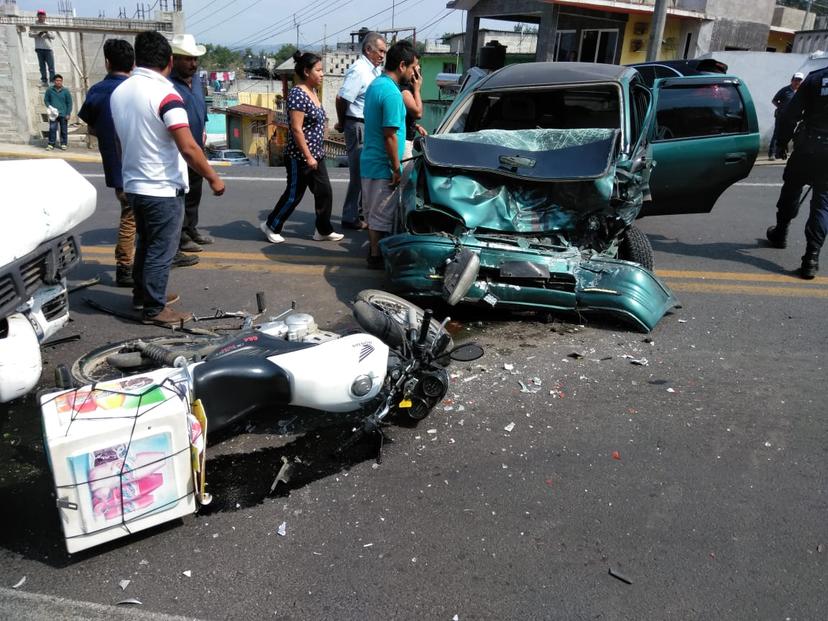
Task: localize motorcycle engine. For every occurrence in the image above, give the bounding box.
[259,313,339,344]
[285,313,317,340]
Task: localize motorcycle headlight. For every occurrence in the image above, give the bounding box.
[351,374,373,397]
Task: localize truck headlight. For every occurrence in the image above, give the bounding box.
[351,374,373,397]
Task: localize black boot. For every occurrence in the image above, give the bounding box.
[800,248,819,280]
[115,264,134,287]
[766,223,789,249]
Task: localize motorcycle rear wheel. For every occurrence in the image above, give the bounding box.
[354,290,453,354]
[71,334,222,385]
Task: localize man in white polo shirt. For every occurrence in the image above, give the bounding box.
[334,31,386,230]
[111,31,224,326]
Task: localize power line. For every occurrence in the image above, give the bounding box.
[226,0,346,50]
[186,0,223,21]
[188,0,242,29]
[302,0,419,48]
[194,0,267,36]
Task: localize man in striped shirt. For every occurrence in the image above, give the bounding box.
[111,31,225,326]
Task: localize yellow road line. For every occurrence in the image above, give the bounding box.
[81,245,366,266]
[666,281,828,298]
[81,246,828,295]
[656,269,828,285]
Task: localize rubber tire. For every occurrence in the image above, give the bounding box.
[354,290,453,354]
[71,334,222,385]
[618,225,654,271]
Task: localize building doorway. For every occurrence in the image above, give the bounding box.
[579,29,618,63]
[555,30,578,61]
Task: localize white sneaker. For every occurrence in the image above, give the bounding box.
[313,230,344,241]
[260,222,285,244]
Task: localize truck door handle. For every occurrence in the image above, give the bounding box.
[725,152,746,164]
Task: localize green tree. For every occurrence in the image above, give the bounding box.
[200,43,245,71]
[271,43,298,67]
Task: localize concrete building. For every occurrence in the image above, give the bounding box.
[0,2,180,145]
[446,0,807,69]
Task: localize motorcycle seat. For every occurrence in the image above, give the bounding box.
[192,353,293,434]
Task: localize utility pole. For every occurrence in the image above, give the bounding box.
[646,0,668,62]
[801,0,814,31]
[392,0,396,29]
[294,13,299,48]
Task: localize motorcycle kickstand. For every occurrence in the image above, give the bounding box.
[375,427,387,465]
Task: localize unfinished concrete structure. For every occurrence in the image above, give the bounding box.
[0,2,182,145]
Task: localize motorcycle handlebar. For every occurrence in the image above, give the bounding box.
[418,309,433,346]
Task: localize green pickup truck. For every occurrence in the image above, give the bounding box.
[381,62,759,331]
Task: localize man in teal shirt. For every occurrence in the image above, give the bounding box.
[360,40,417,268]
[44,74,72,150]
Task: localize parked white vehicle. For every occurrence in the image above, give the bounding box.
[0,159,96,402]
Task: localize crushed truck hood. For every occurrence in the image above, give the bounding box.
[0,159,97,266]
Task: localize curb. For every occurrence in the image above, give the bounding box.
[0,149,102,164]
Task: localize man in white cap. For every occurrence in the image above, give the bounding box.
[769,72,804,160]
[170,33,212,263]
[28,9,55,85]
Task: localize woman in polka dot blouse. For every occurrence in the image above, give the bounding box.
[261,51,343,243]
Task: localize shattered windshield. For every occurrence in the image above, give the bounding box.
[422,128,621,181]
[445,84,622,134]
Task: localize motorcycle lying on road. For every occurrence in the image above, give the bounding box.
[41,290,482,553]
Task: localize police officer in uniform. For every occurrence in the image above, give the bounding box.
[766,66,828,279]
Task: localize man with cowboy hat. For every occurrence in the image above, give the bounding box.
[170,33,212,265]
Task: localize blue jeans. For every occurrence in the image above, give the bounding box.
[48,116,67,147]
[128,192,185,317]
[35,49,55,83]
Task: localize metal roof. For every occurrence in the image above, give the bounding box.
[224,104,273,117]
[476,62,634,90]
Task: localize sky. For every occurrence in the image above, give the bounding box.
[16,0,514,50]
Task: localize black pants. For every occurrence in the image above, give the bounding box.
[181,167,203,242]
[265,157,333,235]
[775,148,828,251]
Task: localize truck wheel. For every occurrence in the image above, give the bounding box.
[618,225,654,271]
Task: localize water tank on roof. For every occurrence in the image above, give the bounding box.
[479,40,506,71]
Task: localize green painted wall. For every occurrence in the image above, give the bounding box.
[419,53,464,102]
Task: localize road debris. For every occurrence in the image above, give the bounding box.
[503,363,514,371]
[518,380,541,394]
[504,422,515,432]
[666,388,676,393]
[568,352,585,359]
[621,355,649,366]
[608,567,633,584]
[11,576,26,589]
[117,599,143,606]
[612,451,621,460]
[269,456,293,493]
[118,579,131,591]
[818,544,824,553]
[277,521,287,537]
[182,570,192,578]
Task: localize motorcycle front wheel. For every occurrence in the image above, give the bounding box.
[71,334,223,385]
[353,289,453,354]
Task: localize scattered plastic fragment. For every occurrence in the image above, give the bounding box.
[363,543,373,548]
[182,570,192,578]
[568,352,585,359]
[611,451,621,460]
[12,576,26,589]
[764,441,772,448]
[818,544,824,553]
[118,579,131,591]
[504,422,515,432]
[117,599,143,606]
[462,375,480,383]
[427,429,437,434]
[666,388,675,393]
[518,380,540,394]
[453,616,459,621]
[503,363,514,371]
[608,567,632,584]
[277,521,287,536]
[530,377,542,385]
[270,456,293,493]
[139,559,149,566]
[678,319,687,323]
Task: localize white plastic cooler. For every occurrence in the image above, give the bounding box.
[40,368,197,553]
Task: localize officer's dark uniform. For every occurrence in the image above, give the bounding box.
[767,65,828,279]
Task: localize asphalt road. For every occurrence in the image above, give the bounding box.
[0,161,826,620]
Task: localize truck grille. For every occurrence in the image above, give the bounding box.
[0,275,15,312]
[58,237,79,271]
[42,291,69,321]
[21,252,49,295]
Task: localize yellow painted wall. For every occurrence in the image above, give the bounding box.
[237,91,278,110]
[620,16,683,64]
[767,31,792,53]
[241,118,269,158]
